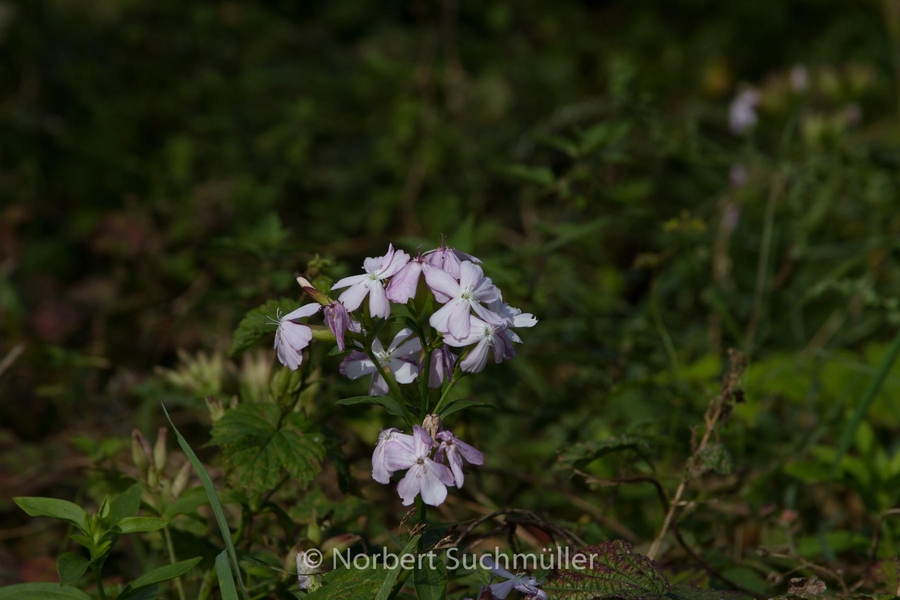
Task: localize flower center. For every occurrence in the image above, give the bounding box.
[416,457,425,465]
[373,349,391,366]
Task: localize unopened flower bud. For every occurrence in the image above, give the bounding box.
[171,460,192,499]
[422,414,442,440]
[306,511,322,546]
[132,429,152,477]
[153,427,168,471]
[296,277,332,306]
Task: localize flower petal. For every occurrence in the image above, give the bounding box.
[385,262,422,303]
[390,359,420,384]
[419,465,450,506]
[331,273,368,290]
[340,351,377,380]
[424,265,461,301]
[368,282,391,319]
[447,302,473,341]
[283,303,322,321]
[396,466,423,506]
[338,282,370,312]
[429,299,462,334]
[380,247,410,278]
[459,339,491,373]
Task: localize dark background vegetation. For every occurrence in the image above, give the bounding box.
[3,0,900,597]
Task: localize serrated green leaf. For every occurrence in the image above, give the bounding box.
[119,557,202,599]
[14,497,88,532]
[544,540,668,600]
[117,516,169,533]
[109,482,143,524]
[556,435,651,471]
[210,403,325,494]
[229,298,301,357]
[57,552,90,586]
[301,566,387,600]
[413,556,447,600]
[0,583,93,599]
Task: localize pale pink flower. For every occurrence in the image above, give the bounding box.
[273,303,322,370]
[331,244,409,318]
[443,314,515,373]
[484,557,548,600]
[424,238,481,279]
[383,425,455,506]
[435,430,483,488]
[426,261,501,340]
[339,329,421,395]
[428,347,456,388]
[371,428,414,484]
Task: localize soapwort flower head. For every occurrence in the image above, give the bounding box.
[273,303,322,370]
[443,314,515,373]
[424,237,482,279]
[382,425,455,506]
[339,328,421,395]
[426,261,501,340]
[331,243,409,318]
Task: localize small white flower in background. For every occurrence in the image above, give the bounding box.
[339,328,421,395]
[484,557,548,600]
[331,243,410,318]
[273,303,322,370]
[790,64,809,93]
[296,550,321,592]
[729,87,760,134]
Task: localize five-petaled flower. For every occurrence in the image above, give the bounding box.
[426,261,501,340]
[273,303,322,370]
[331,244,409,318]
[383,425,455,506]
[339,329,421,395]
[443,314,515,373]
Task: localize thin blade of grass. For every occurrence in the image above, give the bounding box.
[215,550,240,600]
[831,331,900,477]
[162,402,249,600]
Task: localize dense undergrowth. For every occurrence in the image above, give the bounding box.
[3,1,900,599]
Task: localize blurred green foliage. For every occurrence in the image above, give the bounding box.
[3,0,900,598]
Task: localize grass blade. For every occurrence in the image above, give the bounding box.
[216,550,240,600]
[831,331,900,477]
[162,402,249,600]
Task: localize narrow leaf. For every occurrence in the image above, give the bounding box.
[117,516,169,534]
[337,395,409,419]
[119,557,202,599]
[413,556,447,600]
[0,583,92,599]
[216,550,240,600]
[374,534,421,600]
[13,497,88,532]
[162,403,249,600]
[437,400,492,419]
[57,552,90,586]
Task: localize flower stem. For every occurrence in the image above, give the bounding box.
[432,372,460,415]
[93,565,107,600]
[164,525,188,600]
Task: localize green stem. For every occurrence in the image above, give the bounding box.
[367,349,415,425]
[432,372,460,415]
[197,569,216,600]
[93,565,107,600]
[164,526,188,600]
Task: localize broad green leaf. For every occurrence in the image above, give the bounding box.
[437,399,492,419]
[117,516,169,533]
[57,552,90,586]
[229,298,300,357]
[303,566,388,600]
[109,482,143,523]
[543,540,668,600]
[163,403,249,600]
[210,402,325,494]
[14,497,88,532]
[163,486,209,519]
[119,557,202,599]
[374,534,421,600]
[215,550,240,600]
[413,556,447,600]
[556,435,651,471]
[0,583,92,599]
